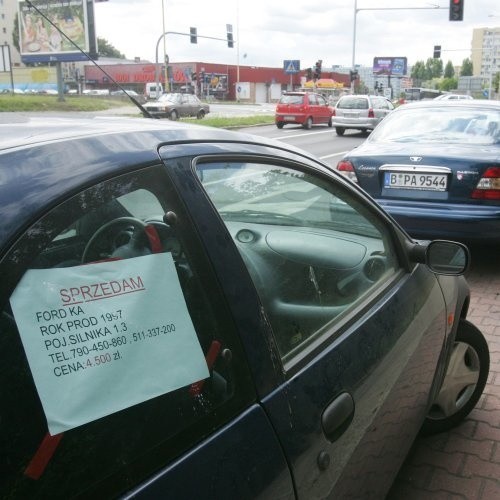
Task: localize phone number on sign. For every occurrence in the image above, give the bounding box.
[69,336,127,357]
[131,324,176,342]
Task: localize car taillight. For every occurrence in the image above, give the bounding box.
[337,160,358,183]
[368,108,375,118]
[471,167,500,200]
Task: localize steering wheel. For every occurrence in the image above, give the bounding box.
[81,217,157,264]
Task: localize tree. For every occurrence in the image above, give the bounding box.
[12,13,19,52]
[493,72,500,94]
[444,61,455,79]
[411,60,428,85]
[425,58,443,79]
[460,58,473,76]
[97,38,126,59]
[439,77,458,92]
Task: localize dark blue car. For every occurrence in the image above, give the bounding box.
[0,116,489,499]
[337,100,500,244]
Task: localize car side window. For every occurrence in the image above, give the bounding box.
[308,94,318,105]
[196,161,400,361]
[318,95,328,106]
[0,165,253,498]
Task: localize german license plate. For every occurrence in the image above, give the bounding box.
[384,172,447,191]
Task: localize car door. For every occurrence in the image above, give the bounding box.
[189,151,448,499]
[316,94,331,124]
[0,164,294,499]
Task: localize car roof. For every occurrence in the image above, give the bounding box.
[396,99,500,111]
[339,95,383,98]
[0,116,320,250]
[0,115,234,151]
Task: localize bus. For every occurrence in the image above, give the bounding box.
[404,87,442,101]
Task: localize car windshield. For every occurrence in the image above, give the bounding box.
[369,107,500,145]
[197,162,381,238]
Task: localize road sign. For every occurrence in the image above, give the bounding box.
[283,60,300,74]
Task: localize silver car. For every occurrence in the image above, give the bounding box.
[332,94,394,135]
[143,93,210,120]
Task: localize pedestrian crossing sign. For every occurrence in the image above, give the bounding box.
[283,60,300,74]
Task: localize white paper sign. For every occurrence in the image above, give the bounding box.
[10,253,209,435]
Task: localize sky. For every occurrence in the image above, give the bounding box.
[94,0,499,71]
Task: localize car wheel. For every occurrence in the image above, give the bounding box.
[303,117,313,130]
[276,122,284,129]
[196,110,206,119]
[335,127,345,136]
[421,319,489,435]
[169,110,178,121]
[328,117,333,128]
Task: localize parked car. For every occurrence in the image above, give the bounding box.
[336,99,500,243]
[0,116,489,499]
[275,91,334,129]
[332,94,394,135]
[434,93,474,100]
[143,93,209,120]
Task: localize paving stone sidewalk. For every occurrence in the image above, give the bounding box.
[388,245,500,499]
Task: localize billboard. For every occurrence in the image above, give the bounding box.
[373,57,407,77]
[19,0,97,63]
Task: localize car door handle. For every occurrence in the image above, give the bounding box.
[321,392,355,443]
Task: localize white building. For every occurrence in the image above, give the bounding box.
[1,0,21,66]
[471,27,500,83]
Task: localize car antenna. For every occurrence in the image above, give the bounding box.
[24,0,157,119]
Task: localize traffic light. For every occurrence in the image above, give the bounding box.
[433,45,441,58]
[449,0,464,21]
[190,27,197,44]
[349,70,358,82]
[191,72,197,81]
[306,68,313,81]
[226,24,234,48]
[314,60,322,81]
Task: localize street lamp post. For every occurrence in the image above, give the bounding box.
[236,0,240,101]
[161,0,169,93]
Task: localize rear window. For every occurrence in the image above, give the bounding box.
[279,94,305,105]
[337,97,368,110]
[370,107,500,145]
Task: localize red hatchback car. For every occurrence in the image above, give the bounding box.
[275,91,334,129]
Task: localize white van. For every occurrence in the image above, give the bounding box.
[145,82,163,100]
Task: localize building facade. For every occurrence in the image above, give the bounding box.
[471,26,500,82]
[1,0,21,66]
[83,61,350,102]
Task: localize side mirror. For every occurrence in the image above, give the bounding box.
[407,240,469,275]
